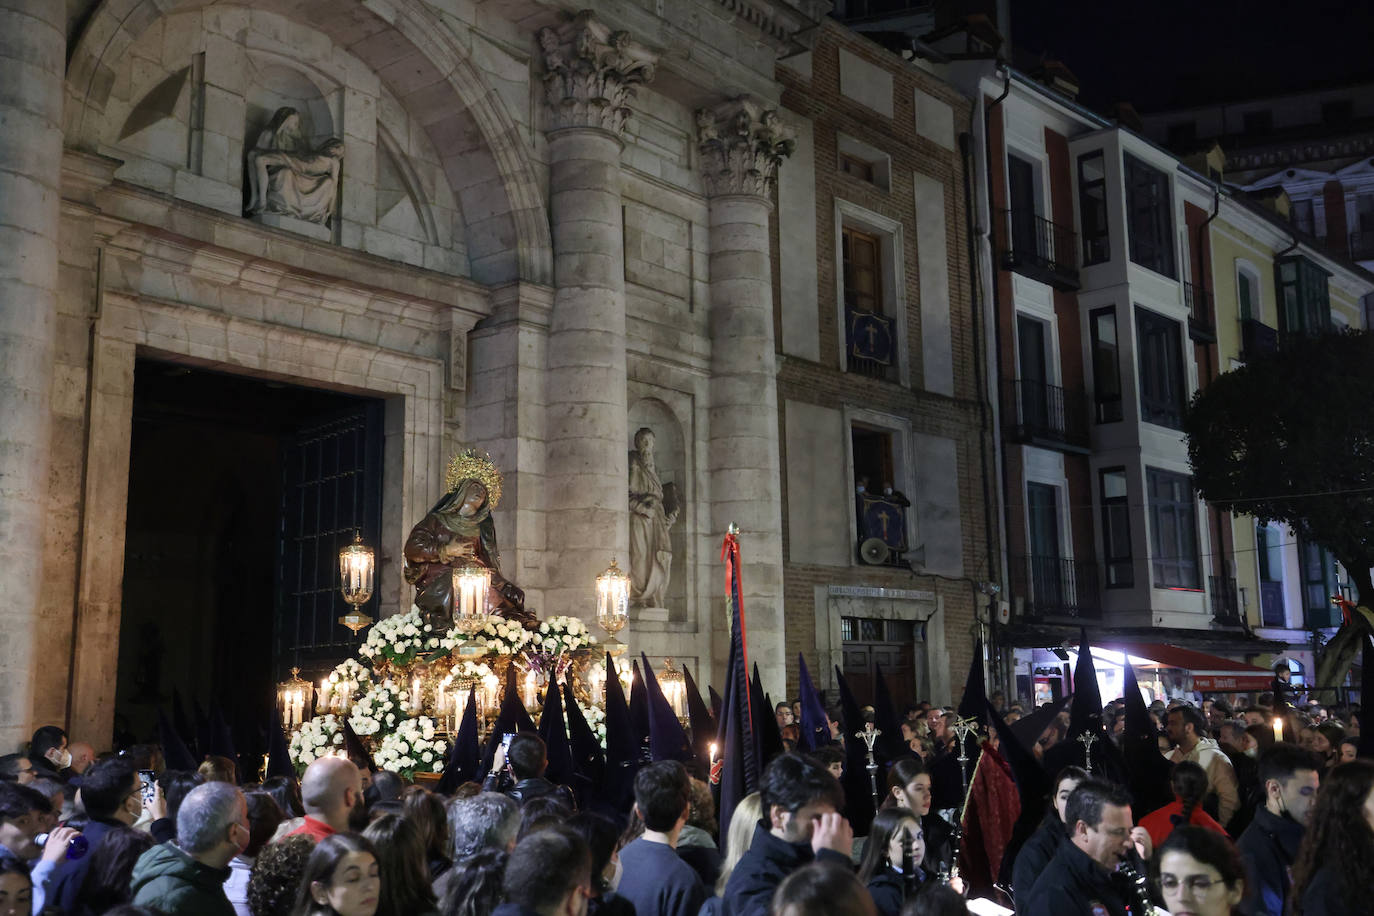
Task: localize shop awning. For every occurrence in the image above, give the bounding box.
[1098,642,1273,691]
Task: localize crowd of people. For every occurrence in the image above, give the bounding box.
[0,663,1370,916]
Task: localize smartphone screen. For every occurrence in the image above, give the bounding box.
[138,769,156,805]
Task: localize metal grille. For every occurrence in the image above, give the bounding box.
[278,405,383,673]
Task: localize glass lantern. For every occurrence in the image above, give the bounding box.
[453,565,492,658]
[659,657,688,719]
[277,667,311,730]
[338,532,375,633]
[595,558,630,657]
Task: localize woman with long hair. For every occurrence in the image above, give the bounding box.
[856,807,925,916]
[361,813,439,916]
[0,863,31,916]
[1138,761,1228,849]
[1153,826,1245,916]
[402,787,452,885]
[438,848,506,916]
[1290,760,1374,915]
[261,775,304,818]
[70,825,156,916]
[1008,765,1088,903]
[698,791,763,916]
[291,833,381,916]
[1312,722,1345,770]
[884,758,949,880]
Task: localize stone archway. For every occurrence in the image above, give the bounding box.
[65,0,552,286]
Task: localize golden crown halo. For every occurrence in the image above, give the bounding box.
[445,448,503,507]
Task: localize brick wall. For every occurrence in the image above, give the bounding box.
[770,22,991,703]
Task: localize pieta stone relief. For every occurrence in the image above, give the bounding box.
[246,107,344,226]
[628,427,680,609]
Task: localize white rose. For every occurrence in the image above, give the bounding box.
[433,761,444,773]
[422,751,433,763]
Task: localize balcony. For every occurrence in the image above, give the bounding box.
[1209,575,1241,624]
[1011,555,1101,619]
[1184,282,1216,342]
[1240,317,1278,360]
[1351,231,1374,262]
[1001,378,1090,453]
[995,208,1080,291]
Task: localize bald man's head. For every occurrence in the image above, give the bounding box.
[68,743,95,775]
[299,757,364,833]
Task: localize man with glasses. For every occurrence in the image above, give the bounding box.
[1236,744,1320,915]
[47,758,151,912]
[1020,779,1135,916]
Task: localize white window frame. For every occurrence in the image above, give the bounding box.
[842,405,916,566]
[834,199,910,387]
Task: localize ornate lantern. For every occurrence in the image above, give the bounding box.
[596,558,630,657]
[453,565,492,658]
[659,657,687,718]
[338,531,375,633]
[277,667,311,730]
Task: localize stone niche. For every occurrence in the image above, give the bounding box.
[628,394,690,622]
[99,8,466,274]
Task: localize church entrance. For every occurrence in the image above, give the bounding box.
[114,358,384,763]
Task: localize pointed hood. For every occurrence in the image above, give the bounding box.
[437,691,480,794]
[563,681,606,792]
[683,663,716,760]
[482,663,538,772]
[796,655,831,751]
[629,661,651,751]
[1008,693,1070,746]
[709,686,723,724]
[603,653,638,770]
[342,717,375,773]
[209,703,238,766]
[158,707,198,772]
[537,676,575,786]
[265,705,298,783]
[1042,633,1126,783]
[1121,658,1173,814]
[833,666,876,835]
[750,663,782,769]
[172,689,195,758]
[640,654,693,761]
[716,528,758,849]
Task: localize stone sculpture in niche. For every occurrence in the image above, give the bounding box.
[628,427,680,609]
[246,107,344,225]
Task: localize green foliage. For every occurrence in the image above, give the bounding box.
[1184,328,1374,597]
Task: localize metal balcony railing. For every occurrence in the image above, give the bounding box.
[1209,575,1240,623]
[1011,555,1101,619]
[1240,317,1278,360]
[995,208,1080,290]
[1185,281,1215,341]
[1002,378,1090,451]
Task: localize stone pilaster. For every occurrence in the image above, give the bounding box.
[539,13,656,616]
[698,98,793,699]
[0,0,65,747]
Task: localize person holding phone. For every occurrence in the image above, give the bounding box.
[48,759,159,913]
[483,734,575,809]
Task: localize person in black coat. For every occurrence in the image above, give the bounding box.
[856,807,927,916]
[1010,764,1087,904]
[1020,779,1136,916]
[1289,760,1374,916]
[481,733,576,810]
[720,753,852,916]
[1235,744,1319,916]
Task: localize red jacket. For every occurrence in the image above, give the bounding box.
[1138,800,1227,849]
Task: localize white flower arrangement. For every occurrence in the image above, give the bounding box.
[288,714,345,772]
[358,607,450,666]
[478,618,533,656]
[534,616,598,655]
[349,682,407,738]
[573,701,607,748]
[374,716,447,780]
[451,659,495,682]
[326,658,373,698]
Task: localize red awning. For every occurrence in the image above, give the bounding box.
[1103,642,1273,692]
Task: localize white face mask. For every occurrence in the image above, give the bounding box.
[607,856,623,893]
[48,748,71,770]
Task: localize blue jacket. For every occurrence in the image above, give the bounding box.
[721,822,851,916]
[1236,805,1303,916]
[47,817,126,914]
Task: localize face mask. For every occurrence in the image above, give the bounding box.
[48,749,72,770]
[606,856,623,893]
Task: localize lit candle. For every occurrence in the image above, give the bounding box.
[411,677,422,714]
[523,670,537,709]
[1273,717,1284,743]
[318,680,330,713]
[710,743,718,764]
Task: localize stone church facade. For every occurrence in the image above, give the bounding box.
[0,0,987,749]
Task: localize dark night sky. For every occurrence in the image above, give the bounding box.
[1007,0,1374,113]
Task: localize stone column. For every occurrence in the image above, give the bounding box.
[538,13,655,614]
[0,1,65,747]
[697,100,794,698]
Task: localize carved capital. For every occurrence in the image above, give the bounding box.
[539,11,656,137]
[696,98,795,199]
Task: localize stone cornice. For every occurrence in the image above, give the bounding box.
[696,97,795,199]
[713,0,831,54]
[539,10,657,136]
